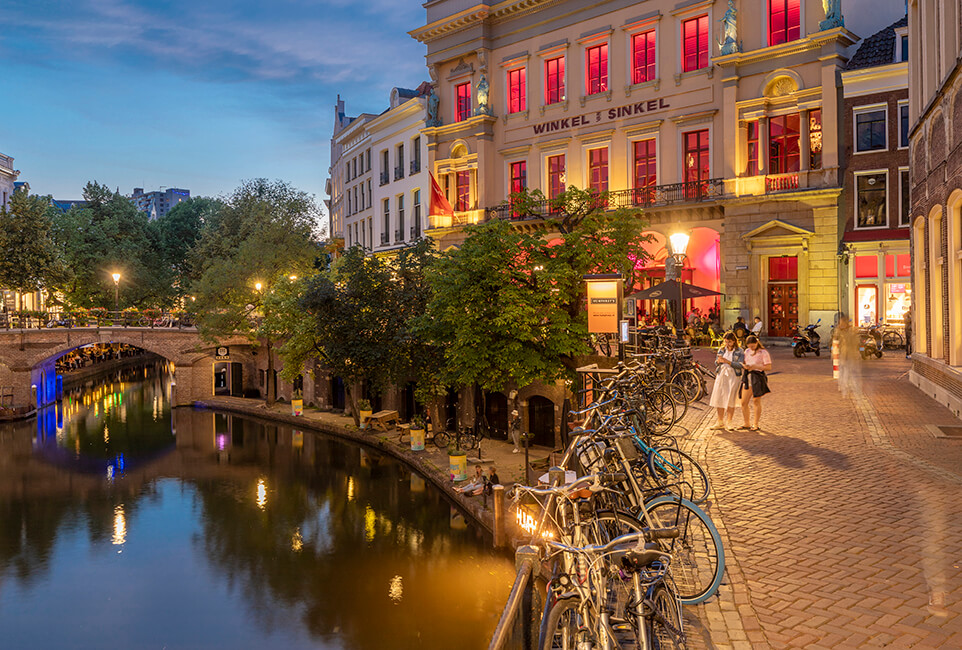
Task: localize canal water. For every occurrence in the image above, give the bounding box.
[0,362,515,649]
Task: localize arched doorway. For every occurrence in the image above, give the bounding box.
[331,376,345,410]
[528,396,556,448]
[483,391,508,440]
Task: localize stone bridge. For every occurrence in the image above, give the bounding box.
[0,327,255,409]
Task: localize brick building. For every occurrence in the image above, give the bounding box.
[907,0,962,417]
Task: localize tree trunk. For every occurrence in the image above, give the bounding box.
[265,338,275,406]
[346,384,359,426]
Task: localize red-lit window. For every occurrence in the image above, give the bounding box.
[769,113,800,174]
[769,0,800,47]
[631,30,656,84]
[769,256,798,281]
[545,57,565,104]
[510,161,527,195]
[682,15,709,72]
[809,109,822,170]
[508,68,526,114]
[588,148,608,193]
[746,121,760,176]
[547,155,566,202]
[855,255,878,279]
[885,254,912,278]
[585,44,608,95]
[683,130,710,183]
[455,82,471,122]
[455,171,470,211]
[633,139,657,205]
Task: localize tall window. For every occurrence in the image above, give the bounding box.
[508,68,526,113]
[412,136,421,172]
[746,120,760,176]
[855,172,887,228]
[455,82,472,122]
[413,189,421,238]
[545,56,565,104]
[588,148,608,193]
[684,130,710,183]
[397,195,405,240]
[769,0,800,47]
[899,169,910,227]
[509,161,527,195]
[455,171,470,211]
[631,31,656,84]
[382,199,390,242]
[900,34,908,61]
[396,144,404,178]
[769,113,800,174]
[547,155,566,202]
[347,191,352,215]
[809,110,823,170]
[585,44,608,95]
[633,140,657,204]
[899,103,909,148]
[682,16,709,72]
[855,108,887,151]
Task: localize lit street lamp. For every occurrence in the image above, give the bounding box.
[111,273,121,312]
[665,231,690,340]
[254,282,263,292]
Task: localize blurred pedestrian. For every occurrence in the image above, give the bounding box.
[904,308,913,358]
[834,314,861,397]
[709,332,743,430]
[739,335,772,431]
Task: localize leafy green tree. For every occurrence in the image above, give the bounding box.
[190,179,322,405]
[0,185,68,311]
[151,197,222,302]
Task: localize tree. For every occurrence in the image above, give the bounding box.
[190,179,322,405]
[0,185,68,311]
[151,197,222,304]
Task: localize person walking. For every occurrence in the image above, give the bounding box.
[739,335,772,430]
[834,314,861,397]
[904,308,913,358]
[709,332,743,430]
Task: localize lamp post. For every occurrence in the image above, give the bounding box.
[665,231,690,343]
[111,273,121,312]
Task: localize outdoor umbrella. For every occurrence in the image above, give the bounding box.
[627,279,722,303]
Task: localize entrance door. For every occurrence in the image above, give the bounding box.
[767,283,798,337]
[528,396,556,448]
[483,392,508,440]
[331,376,345,410]
[230,363,243,396]
[214,362,230,395]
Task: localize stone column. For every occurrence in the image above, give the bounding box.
[800,109,811,172]
[759,119,770,176]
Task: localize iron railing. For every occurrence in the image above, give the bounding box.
[1,310,196,330]
[394,166,404,181]
[380,232,390,245]
[484,178,726,221]
[410,159,421,174]
[379,171,389,186]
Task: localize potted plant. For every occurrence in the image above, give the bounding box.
[71,307,89,327]
[357,398,373,428]
[410,414,426,451]
[448,440,467,481]
[291,389,304,417]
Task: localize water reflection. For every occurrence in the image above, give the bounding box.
[0,364,514,649]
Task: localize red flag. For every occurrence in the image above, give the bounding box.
[429,173,454,218]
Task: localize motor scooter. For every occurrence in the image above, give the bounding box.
[859,325,883,359]
[792,319,822,357]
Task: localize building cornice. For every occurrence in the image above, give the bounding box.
[410,0,565,44]
[841,62,908,98]
[713,27,858,68]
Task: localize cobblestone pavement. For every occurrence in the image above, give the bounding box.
[687,346,962,649]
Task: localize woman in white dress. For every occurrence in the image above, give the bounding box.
[709,332,743,430]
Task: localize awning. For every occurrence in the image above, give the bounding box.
[627,279,722,302]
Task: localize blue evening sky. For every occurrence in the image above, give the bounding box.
[1,0,426,222]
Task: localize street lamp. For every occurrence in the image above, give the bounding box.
[254,282,263,292]
[111,273,121,312]
[665,231,690,342]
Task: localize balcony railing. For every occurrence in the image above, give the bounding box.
[380,232,390,245]
[410,226,421,239]
[410,160,421,174]
[394,166,404,181]
[484,179,725,222]
[765,173,799,192]
[395,229,404,242]
[379,172,389,186]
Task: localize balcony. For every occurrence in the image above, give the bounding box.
[410,226,421,239]
[379,172,389,186]
[410,160,421,175]
[484,179,725,221]
[380,232,390,245]
[394,166,404,181]
[395,229,404,242]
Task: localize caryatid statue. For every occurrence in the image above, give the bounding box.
[819,0,845,30]
[719,0,739,55]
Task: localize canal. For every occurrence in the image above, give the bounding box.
[0,361,515,649]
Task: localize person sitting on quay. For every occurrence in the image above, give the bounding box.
[454,466,485,495]
[751,316,764,336]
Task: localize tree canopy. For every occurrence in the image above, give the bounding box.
[0,185,67,310]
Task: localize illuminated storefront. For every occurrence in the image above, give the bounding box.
[849,251,912,326]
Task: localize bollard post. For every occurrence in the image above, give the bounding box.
[492,484,505,548]
[488,545,539,650]
[832,338,839,380]
[515,545,540,650]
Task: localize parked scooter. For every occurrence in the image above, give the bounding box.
[792,319,822,357]
[859,325,883,359]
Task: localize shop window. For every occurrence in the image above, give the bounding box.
[585,44,608,95]
[885,253,911,278]
[682,15,709,72]
[544,56,565,104]
[856,285,879,326]
[769,0,800,46]
[455,171,471,211]
[855,172,887,228]
[809,110,822,170]
[769,113,800,174]
[547,154,566,202]
[746,120,759,176]
[588,148,608,193]
[855,107,887,152]
[507,67,526,114]
[854,255,878,278]
[631,30,656,84]
[884,283,911,324]
[455,82,471,122]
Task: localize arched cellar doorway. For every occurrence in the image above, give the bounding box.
[528,396,556,448]
[483,391,508,440]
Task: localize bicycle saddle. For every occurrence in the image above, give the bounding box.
[620,544,668,572]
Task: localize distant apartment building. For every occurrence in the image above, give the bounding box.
[131,187,190,219]
[327,96,376,244]
[0,151,19,210]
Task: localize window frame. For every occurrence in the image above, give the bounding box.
[853,169,889,230]
[768,112,801,175]
[455,82,472,123]
[545,153,567,203]
[681,128,711,184]
[898,167,910,228]
[630,29,657,85]
[746,120,760,176]
[585,42,609,96]
[507,66,527,114]
[586,146,609,194]
[681,14,709,73]
[897,100,910,150]
[544,55,566,105]
[455,170,471,211]
[853,104,888,153]
[768,0,801,47]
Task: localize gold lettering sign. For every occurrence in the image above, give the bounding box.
[587,280,621,334]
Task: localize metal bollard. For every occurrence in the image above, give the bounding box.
[492,484,505,547]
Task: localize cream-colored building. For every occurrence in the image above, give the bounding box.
[907,0,962,418]
[0,151,18,211]
[411,0,858,337]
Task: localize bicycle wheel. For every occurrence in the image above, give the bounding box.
[647,583,686,650]
[433,430,450,449]
[647,447,711,505]
[882,330,903,350]
[459,431,480,451]
[643,495,724,605]
[672,369,702,404]
[666,383,688,422]
[539,598,581,650]
[645,390,676,435]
